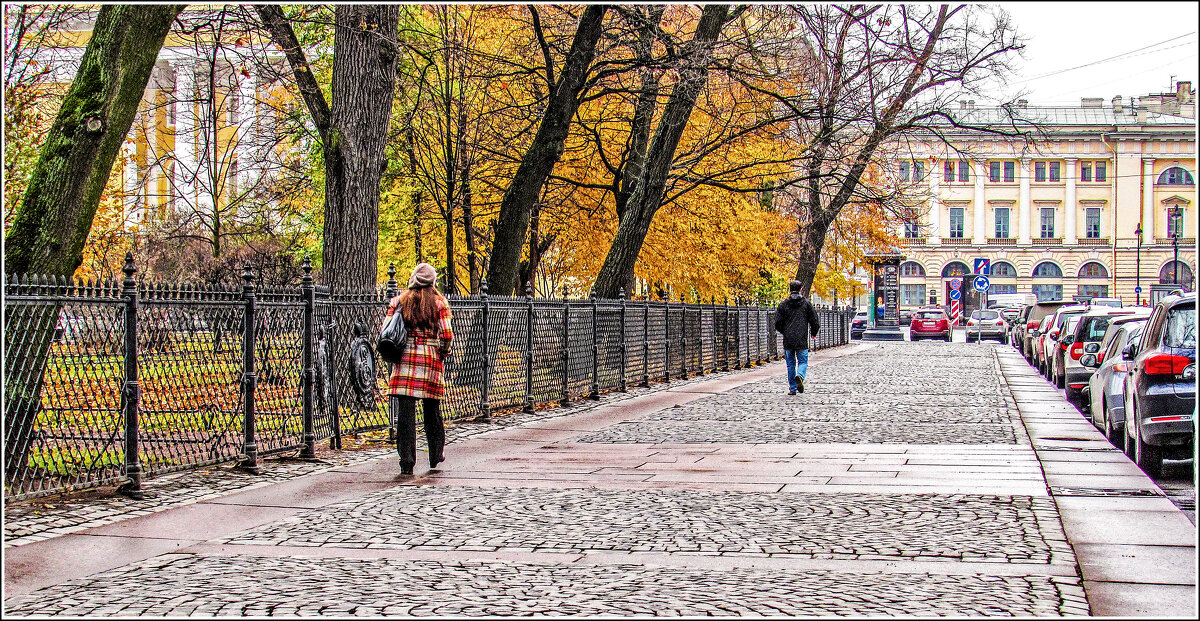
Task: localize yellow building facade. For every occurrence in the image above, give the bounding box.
[893,86,1196,312]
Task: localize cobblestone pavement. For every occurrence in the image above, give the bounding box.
[5,343,1100,616]
[5,554,1088,617]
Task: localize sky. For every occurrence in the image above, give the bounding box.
[995,2,1198,106]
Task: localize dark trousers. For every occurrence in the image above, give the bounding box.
[390,395,445,471]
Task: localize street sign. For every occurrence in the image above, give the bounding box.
[949,278,962,290]
[949,288,961,301]
[973,258,990,275]
[1135,286,1143,294]
[972,275,990,292]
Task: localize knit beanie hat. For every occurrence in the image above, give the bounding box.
[408,263,437,289]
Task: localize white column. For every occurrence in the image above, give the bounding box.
[1064,158,1077,244]
[123,139,140,227]
[1018,158,1032,243]
[972,160,986,243]
[235,72,257,219]
[927,159,941,243]
[173,61,196,212]
[1142,159,1156,239]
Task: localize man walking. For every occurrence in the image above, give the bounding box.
[775,280,820,395]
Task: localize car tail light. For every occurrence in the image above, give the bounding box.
[1097,352,1106,364]
[1149,415,1190,423]
[1027,320,1039,329]
[1112,363,1127,372]
[1050,329,1059,338]
[1143,354,1191,376]
[995,320,1004,326]
[1070,342,1084,360]
[1068,383,1086,389]
[967,319,976,326]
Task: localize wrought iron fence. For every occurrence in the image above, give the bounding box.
[4,256,854,500]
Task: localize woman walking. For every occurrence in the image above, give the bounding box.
[385,263,454,475]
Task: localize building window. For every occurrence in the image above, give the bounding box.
[900,261,926,277]
[958,159,970,182]
[1166,206,1186,237]
[900,284,926,306]
[1003,161,1015,182]
[990,161,1001,182]
[1085,207,1101,238]
[941,262,969,278]
[944,161,954,183]
[1081,161,1092,182]
[1159,261,1194,287]
[904,220,921,238]
[1078,262,1108,278]
[1039,207,1055,238]
[991,261,1017,277]
[1078,285,1109,298]
[1157,166,1195,185]
[1095,161,1106,182]
[914,161,924,181]
[1032,284,1063,301]
[1049,161,1061,182]
[990,284,1017,294]
[949,207,965,238]
[994,207,1010,238]
[1033,262,1062,278]
[899,161,910,181]
[1035,161,1046,182]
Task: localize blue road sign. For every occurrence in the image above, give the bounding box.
[973,275,990,292]
[949,288,962,301]
[949,278,962,290]
[973,258,990,275]
[1135,286,1143,294]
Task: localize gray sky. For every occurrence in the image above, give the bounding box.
[996,2,1198,106]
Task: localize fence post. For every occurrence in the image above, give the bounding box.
[116,253,143,499]
[524,283,534,413]
[618,288,627,392]
[721,297,729,371]
[299,257,317,458]
[237,263,261,474]
[663,298,671,382]
[642,299,650,387]
[590,288,599,399]
[560,293,570,405]
[383,265,398,439]
[479,279,491,423]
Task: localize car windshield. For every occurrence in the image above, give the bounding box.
[1079,317,1114,341]
[916,311,943,319]
[972,310,999,320]
[1163,305,1196,349]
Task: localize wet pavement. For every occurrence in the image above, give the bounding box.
[4,342,1194,617]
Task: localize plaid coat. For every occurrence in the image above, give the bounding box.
[386,295,454,399]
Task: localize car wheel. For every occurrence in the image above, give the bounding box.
[1055,368,1065,389]
[944,333,952,343]
[1102,402,1121,446]
[1134,426,1163,478]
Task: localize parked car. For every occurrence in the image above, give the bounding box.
[966,309,1007,342]
[1020,300,1069,362]
[910,308,952,342]
[850,311,868,339]
[1122,291,1196,477]
[1065,308,1152,408]
[1039,305,1089,379]
[898,308,914,325]
[999,306,1021,325]
[1089,297,1124,308]
[1049,315,1084,387]
[1083,317,1150,444]
[1009,304,1033,348]
[1032,314,1056,373]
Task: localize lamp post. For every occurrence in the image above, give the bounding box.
[1135,223,1143,305]
[1169,205,1183,286]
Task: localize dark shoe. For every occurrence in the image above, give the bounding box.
[788,390,796,396]
[429,452,444,469]
[797,376,805,393]
[399,462,414,475]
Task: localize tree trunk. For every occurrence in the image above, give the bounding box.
[485,5,608,296]
[461,159,479,294]
[3,4,183,481]
[793,218,832,298]
[593,4,728,299]
[321,5,399,291]
[614,5,665,221]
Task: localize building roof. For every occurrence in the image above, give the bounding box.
[938,106,1195,128]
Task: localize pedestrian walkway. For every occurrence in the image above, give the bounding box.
[4,343,1195,616]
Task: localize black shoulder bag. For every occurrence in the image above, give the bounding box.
[376,300,408,364]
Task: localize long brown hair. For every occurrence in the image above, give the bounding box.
[400,286,443,331]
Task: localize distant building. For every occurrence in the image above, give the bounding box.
[889,83,1195,313]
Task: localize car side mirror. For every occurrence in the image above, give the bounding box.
[1122,343,1138,360]
[1080,354,1098,368]
[1062,335,1074,345]
[1083,343,1101,353]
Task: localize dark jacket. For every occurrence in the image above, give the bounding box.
[775,293,820,351]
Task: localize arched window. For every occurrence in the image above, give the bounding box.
[1033,261,1062,278]
[1159,261,1195,287]
[900,261,926,277]
[941,261,969,278]
[1078,262,1109,278]
[991,261,1017,277]
[1157,167,1195,185]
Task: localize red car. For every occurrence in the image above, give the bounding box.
[910,308,952,342]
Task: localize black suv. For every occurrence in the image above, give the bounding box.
[1122,291,1196,477]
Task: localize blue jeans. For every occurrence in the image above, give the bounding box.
[784,349,809,391]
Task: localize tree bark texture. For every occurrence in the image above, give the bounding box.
[484,5,609,296]
[593,4,729,299]
[3,4,182,480]
[322,5,400,291]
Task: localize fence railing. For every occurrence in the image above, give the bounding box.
[3,255,854,500]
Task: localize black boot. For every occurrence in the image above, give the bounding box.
[394,396,417,474]
[423,398,446,468]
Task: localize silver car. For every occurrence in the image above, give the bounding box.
[1083,319,1148,444]
[1063,307,1152,407]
